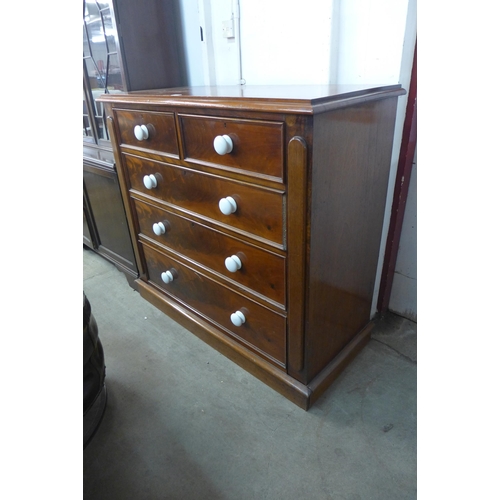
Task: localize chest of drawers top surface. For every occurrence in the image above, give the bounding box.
[98,84,404,113]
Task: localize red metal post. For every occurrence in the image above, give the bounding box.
[377,41,417,313]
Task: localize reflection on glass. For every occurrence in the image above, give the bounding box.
[83,0,124,141]
[83,90,92,138]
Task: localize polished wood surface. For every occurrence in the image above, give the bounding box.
[83,157,137,287]
[83,0,186,287]
[100,84,405,409]
[100,84,405,114]
[305,98,399,380]
[179,114,284,181]
[115,109,179,157]
[286,136,308,375]
[123,153,285,246]
[111,0,186,91]
[134,198,286,306]
[142,241,286,367]
[136,280,311,409]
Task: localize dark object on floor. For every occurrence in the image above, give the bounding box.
[83,292,107,448]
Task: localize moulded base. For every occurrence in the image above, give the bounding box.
[137,280,372,410]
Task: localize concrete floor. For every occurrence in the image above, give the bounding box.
[83,248,417,499]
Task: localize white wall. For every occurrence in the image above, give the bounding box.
[240,0,336,85]
[336,0,411,84]
[178,0,417,319]
[370,0,416,319]
[181,0,414,87]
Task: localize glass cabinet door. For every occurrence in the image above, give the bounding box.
[83,0,124,143]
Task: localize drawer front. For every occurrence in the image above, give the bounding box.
[134,199,286,306]
[179,114,284,181]
[114,109,179,157]
[142,242,286,366]
[124,154,285,246]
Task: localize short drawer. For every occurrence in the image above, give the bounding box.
[142,242,286,366]
[134,199,286,306]
[114,109,179,157]
[179,114,284,181]
[124,154,285,247]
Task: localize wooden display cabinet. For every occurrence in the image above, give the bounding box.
[83,0,186,285]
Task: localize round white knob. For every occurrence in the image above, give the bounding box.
[153,222,166,236]
[143,174,157,189]
[161,270,174,284]
[213,134,233,155]
[230,310,246,327]
[225,255,242,273]
[219,196,237,215]
[134,124,149,141]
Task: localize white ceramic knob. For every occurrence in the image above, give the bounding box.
[134,124,149,141]
[225,255,242,273]
[161,270,174,284]
[153,222,166,236]
[219,196,237,215]
[213,134,233,155]
[143,174,157,189]
[230,310,246,327]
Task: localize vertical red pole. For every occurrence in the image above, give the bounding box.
[377,41,417,314]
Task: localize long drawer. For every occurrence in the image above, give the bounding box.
[179,114,284,181]
[142,241,286,367]
[123,153,285,247]
[134,198,286,306]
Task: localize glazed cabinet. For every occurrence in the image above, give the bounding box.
[83,0,186,285]
[99,84,405,409]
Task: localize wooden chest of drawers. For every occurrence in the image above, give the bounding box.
[99,84,405,409]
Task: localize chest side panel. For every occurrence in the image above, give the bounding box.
[305,97,399,381]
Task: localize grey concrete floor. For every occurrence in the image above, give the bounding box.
[83,248,417,500]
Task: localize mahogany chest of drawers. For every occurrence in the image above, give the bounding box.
[99,84,405,409]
